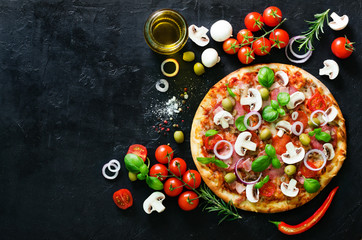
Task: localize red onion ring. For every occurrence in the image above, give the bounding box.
[285,36,313,63]
[291,121,304,136]
[213,140,233,160]
[234,158,262,185]
[304,149,327,171]
[310,110,329,126]
[244,111,262,131]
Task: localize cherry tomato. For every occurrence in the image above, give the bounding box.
[203,134,223,151]
[306,92,326,112]
[150,163,168,181]
[155,145,174,164]
[269,29,289,49]
[182,170,202,189]
[169,157,187,177]
[252,37,271,56]
[113,189,133,210]
[164,177,183,197]
[223,38,240,55]
[127,144,147,162]
[259,181,276,197]
[293,111,308,128]
[331,36,354,59]
[178,191,199,211]
[237,46,255,64]
[237,29,254,46]
[249,131,260,148]
[272,134,292,155]
[244,12,264,32]
[300,161,318,178]
[263,6,282,27]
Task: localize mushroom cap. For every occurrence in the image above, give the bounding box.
[201,48,220,68]
[276,120,292,132]
[240,88,262,112]
[188,24,210,47]
[281,142,305,164]
[143,192,166,214]
[323,143,335,160]
[281,179,299,197]
[246,184,259,203]
[275,71,289,86]
[328,12,349,31]
[319,59,339,80]
[235,131,257,156]
[286,91,305,109]
[210,20,233,42]
[325,106,338,122]
[213,110,233,128]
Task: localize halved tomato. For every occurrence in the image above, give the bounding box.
[203,134,223,151]
[127,144,147,162]
[259,181,276,197]
[272,134,291,155]
[113,189,133,210]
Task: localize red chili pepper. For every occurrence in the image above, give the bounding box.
[270,186,339,235]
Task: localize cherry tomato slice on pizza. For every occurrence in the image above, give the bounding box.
[259,181,276,197]
[272,134,292,155]
[204,134,223,151]
[127,144,147,162]
[300,161,318,178]
[113,189,133,210]
[306,93,326,111]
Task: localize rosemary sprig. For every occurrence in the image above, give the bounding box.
[296,9,330,51]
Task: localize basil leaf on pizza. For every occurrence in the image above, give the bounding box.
[258,66,275,88]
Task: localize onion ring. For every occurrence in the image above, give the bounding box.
[161,58,179,77]
[291,111,299,121]
[291,121,304,136]
[244,111,262,131]
[304,149,327,171]
[213,140,233,160]
[234,158,262,185]
[102,159,121,180]
[155,79,169,92]
[285,36,313,63]
[310,110,329,126]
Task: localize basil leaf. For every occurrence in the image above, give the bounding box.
[205,129,219,137]
[270,100,279,110]
[226,83,236,98]
[197,157,214,164]
[303,178,321,193]
[262,106,279,122]
[124,153,144,173]
[271,156,281,169]
[277,108,286,116]
[251,155,271,172]
[308,131,315,136]
[214,159,228,168]
[137,173,147,180]
[265,144,276,157]
[258,66,275,88]
[146,176,164,190]
[254,181,264,189]
[277,92,290,106]
[315,132,331,142]
[139,164,149,175]
[235,116,247,131]
[262,175,270,183]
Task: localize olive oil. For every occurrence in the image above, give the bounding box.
[152,18,181,46]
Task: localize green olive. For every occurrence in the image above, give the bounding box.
[174,130,185,143]
[259,88,270,101]
[183,51,195,62]
[299,133,311,146]
[308,117,320,127]
[260,128,272,140]
[222,98,234,112]
[284,165,296,175]
[224,172,237,183]
[194,62,205,76]
[128,172,137,181]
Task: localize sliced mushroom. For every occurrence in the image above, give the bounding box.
[188,25,210,47]
[286,92,305,109]
[281,142,305,164]
[323,143,335,160]
[143,192,166,214]
[269,82,281,91]
[235,132,257,156]
[213,110,234,128]
[246,184,259,203]
[276,120,292,137]
[275,71,289,86]
[328,12,349,31]
[240,88,262,112]
[281,179,299,197]
[325,106,338,122]
[319,60,339,80]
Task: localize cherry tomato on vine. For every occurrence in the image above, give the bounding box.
[263,6,282,27]
[127,144,147,162]
[331,36,354,59]
[169,157,187,177]
[149,163,168,181]
[237,29,253,46]
[182,170,202,189]
[155,145,174,164]
[244,12,264,32]
[223,38,240,55]
[269,29,289,49]
[164,177,183,197]
[237,46,255,64]
[252,37,271,56]
[178,191,199,211]
[113,189,133,210]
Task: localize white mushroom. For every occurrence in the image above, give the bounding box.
[188,25,210,47]
[325,106,338,122]
[246,184,259,203]
[213,110,234,128]
[281,179,299,197]
[210,20,233,42]
[275,71,289,86]
[240,88,263,112]
[235,132,257,156]
[143,192,166,214]
[201,48,220,68]
[319,60,339,80]
[323,143,335,161]
[276,120,292,137]
[286,92,305,109]
[281,142,305,164]
[328,12,349,31]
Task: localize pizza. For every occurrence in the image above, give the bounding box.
[190,63,346,213]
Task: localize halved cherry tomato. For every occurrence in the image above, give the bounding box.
[331,36,354,59]
[127,144,147,162]
[263,6,282,27]
[306,93,326,112]
[150,163,168,181]
[249,131,260,148]
[252,37,271,56]
[238,46,255,64]
[169,158,187,177]
[244,12,264,32]
[223,38,240,55]
[293,110,308,128]
[300,161,318,178]
[178,191,199,211]
[182,170,202,189]
[155,145,174,164]
[164,177,183,197]
[204,134,223,151]
[113,189,133,210]
[259,181,276,197]
[269,29,289,49]
[272,134,292,155]
[237,29,254,46]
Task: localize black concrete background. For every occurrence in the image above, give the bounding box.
[0,0,361,239]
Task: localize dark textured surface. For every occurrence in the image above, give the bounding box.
[0,0,361,239]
